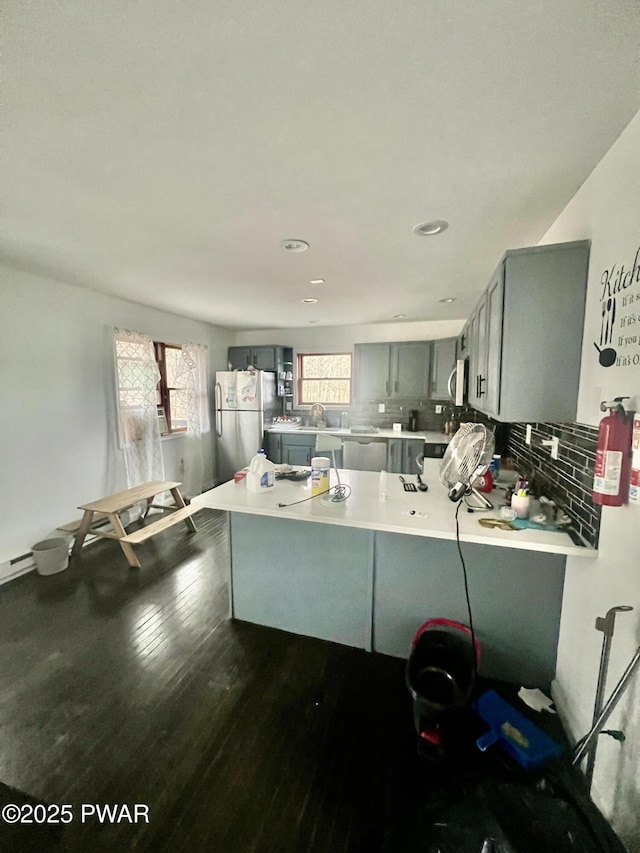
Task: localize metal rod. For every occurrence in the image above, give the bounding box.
[572,643,640,767]
[584,605,633,788]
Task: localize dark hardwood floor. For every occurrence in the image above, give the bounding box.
[0,511,419,852]
[0,511,625,853]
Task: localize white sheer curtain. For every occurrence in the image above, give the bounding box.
[174,342,210,497]
[113,327,165,487]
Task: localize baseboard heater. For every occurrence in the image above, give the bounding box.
[0,517,114,586]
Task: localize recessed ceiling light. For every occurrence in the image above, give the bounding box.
[439,298,456,303]
[309,279,325,285]
[393,314,407,319]
[302,297,319,304]
[281,238,309,252]
[413,220,448,236]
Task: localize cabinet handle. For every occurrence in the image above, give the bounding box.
[478,376,486,397]
[447,368,456,401]
[215,382,223,438]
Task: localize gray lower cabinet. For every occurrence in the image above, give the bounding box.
[430,337,457,399]
[468,240,590,422]
[354,341,431,401]
[265,433,318,466]
[264,432,282,463]
[281,434,316,466]
[374,533,565,686]
[388,439,423,474]
[228,512,566,685]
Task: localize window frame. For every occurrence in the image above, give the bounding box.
[296,351,353,407]
[154,341,188,436]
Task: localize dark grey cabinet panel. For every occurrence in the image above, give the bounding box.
[394,342,431,398]
[469,271,503,410]
[228,345,285,372]
[468,240,590,422]
[387,439,402,473]
[228,346,293,400]
[264,433,282,463]
[227,347,252,370]
[402,440,422,475]
[354,343,391,399]
[354,341,430,401]
[387,439,422,474]
[251,347,278,371]
[430,337,457,399]
[280,433,316,467]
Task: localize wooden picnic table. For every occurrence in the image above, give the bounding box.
[70,481,200,568]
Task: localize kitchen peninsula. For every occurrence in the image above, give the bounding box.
[192,460,597,689]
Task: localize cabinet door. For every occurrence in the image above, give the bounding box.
[430,338,457,399]
[281,435,315,467]
[283,445,313,466]
[456,325,469,360]
[402,440,421,475]
[392,342,431,398]
[387,439,402,473]
[251,347,277,371]
[264,433,282,464]
[483,270,504,416]
[228,347,251,370]
[354,344,391,400]
[468,299,488,408]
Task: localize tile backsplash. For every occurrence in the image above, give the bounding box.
[507,421,601,548]
[289,398,454,433]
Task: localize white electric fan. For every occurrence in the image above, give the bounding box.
[439,423,495,509]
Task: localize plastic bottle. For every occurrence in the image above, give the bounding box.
[379,470,389,502]
[489,454,501,478]
[311,456,331,497]
[246,449,276,493]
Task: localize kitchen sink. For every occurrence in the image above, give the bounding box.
[348,426,378,434]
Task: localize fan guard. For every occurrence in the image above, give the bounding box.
[439,423,495,505]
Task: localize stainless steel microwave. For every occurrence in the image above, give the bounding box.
[448,358,468,406]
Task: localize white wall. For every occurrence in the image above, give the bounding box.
[235,319,465,352]
[542,112,640,848]
[0,266,235,569]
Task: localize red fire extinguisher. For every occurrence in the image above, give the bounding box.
[593,398,634,507]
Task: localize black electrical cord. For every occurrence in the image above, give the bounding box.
[277,484,352,508]
[455,499,478,682]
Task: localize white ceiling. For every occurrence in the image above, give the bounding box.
[3,1,639,331]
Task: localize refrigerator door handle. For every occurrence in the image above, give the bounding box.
[215,382,223,437]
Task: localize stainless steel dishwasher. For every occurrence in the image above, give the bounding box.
[342,438,388,471]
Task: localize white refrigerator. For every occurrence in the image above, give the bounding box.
[214,371,278,483]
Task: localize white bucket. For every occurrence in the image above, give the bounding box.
[32,538,69,575]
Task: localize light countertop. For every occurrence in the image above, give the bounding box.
[192,459,597,559]
[266,426,449,442]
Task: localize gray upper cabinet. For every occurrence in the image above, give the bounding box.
[430,337,457,399]
[228,346,283,372]
[354,343,391,399]
[227,346,252,370]
[468,240,590,423]
[456,325,469,360]
[354,342,431,401]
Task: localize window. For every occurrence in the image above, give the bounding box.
[297,352,352,405]
[154,342,188,434]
